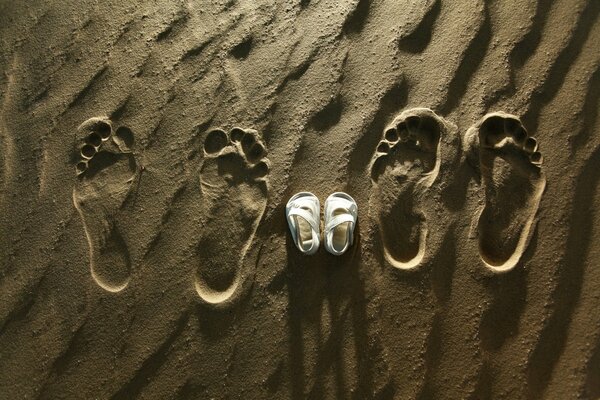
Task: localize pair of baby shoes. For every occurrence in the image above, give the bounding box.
[286,192,357,256]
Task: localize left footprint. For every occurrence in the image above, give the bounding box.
[369,108,449,270]
[73,117,140,292]
[464,112,546,272]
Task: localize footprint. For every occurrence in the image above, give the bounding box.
[72,117,140,292]
[369,108,449,270]
[195,127,269,308]
[464,112,546,272]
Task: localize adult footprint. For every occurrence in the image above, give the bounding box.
[195,127,269,308]
[73,117,140,292]
[369,108,450,270]
[464,112,546,272]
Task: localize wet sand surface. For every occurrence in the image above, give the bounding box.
[0,0,599,398]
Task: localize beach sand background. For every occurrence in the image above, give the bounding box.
[0,0,599,398]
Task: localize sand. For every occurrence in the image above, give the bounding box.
[0,0,599,398]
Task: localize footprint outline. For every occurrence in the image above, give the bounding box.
[464,111,546,273]
[72,117,141,293]
[194,126,270,309]
[369,107,457,271]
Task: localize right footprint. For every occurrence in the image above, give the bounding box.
[369,108,451,270]
[195,127,270,308]
[464,112,546,272]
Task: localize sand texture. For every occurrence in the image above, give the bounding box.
[1,0,599,398]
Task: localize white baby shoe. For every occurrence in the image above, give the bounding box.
[323,192,357,255]
[286,192,321,255]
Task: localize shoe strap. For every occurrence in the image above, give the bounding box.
[288,207,320,233]
[326,197,356,214]
[325,213,355,233]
